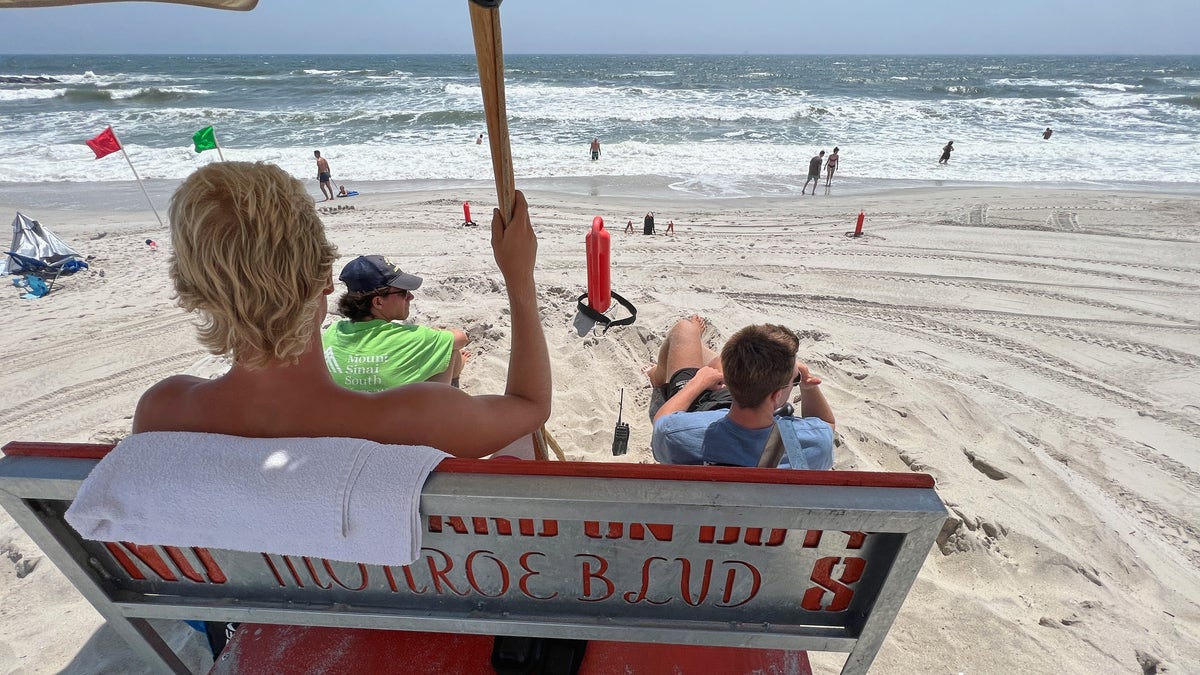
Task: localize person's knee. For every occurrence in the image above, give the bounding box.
[426,367,453,384]
[667,321,700,345]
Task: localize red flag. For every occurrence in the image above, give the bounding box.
[87,127,122,159]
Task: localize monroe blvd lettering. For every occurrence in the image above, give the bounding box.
[98,515,873,618]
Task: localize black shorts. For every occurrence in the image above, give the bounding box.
[318,172,331,182]
[648,367,733,420]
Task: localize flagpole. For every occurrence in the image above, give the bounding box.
[110,127,165,228]
[214,130,225,162]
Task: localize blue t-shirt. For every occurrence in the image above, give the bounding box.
[652,411,834,470]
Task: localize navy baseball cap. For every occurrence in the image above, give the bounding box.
[339,255,423,293]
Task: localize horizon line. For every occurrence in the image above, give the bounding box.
[3,52,1199,57]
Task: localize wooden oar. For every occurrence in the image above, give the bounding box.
[468,0,516,226]
[468,0,553,461]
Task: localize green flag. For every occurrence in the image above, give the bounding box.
[192,126,218,153]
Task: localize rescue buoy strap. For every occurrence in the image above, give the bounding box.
[576,290,637,334]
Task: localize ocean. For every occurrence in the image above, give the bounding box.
[2,54,1199,201]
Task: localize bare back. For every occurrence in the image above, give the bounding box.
[137,176,549,459]
[133,355,543,458]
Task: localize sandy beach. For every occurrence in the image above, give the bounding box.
[1,184,1198,674]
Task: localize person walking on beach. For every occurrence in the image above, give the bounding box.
[322,255,470,390]
[824,147,840,187]
[644,212,655,235]
[802,150,825,195]
[625,219,635,234]
[645,315,835,469]
[314,150,334,201]
[939,141,954,165]
[590,137,602,161]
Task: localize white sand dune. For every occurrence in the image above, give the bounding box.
[0,186,1197,674]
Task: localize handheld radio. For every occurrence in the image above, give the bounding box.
[611,388,630,456]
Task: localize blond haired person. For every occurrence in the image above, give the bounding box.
[133,162,549,459]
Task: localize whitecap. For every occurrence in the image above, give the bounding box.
[0,88,66,101]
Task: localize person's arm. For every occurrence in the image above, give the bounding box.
[491,190,549,410]
[653,365,723,423]
[372,191,550,457]
[794,362,834,428]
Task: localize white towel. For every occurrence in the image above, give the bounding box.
[64,432,449,567]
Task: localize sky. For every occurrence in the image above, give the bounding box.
[0,0,1197,55]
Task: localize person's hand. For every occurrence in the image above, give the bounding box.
[492,190,537,284]
[695,365,725,391]
[795,362,822,389]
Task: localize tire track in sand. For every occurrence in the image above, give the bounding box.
[738,291,1200,443]
[0,351,204,433]
[0,314,195,376]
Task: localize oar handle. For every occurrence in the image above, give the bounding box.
[468,0,515,225]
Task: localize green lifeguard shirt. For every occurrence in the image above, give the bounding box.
[321,319,454,392]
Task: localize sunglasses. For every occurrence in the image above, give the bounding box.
[777,370,805,391]
[376,288,412,299]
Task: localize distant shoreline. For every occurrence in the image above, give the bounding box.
[4,174,1199,213]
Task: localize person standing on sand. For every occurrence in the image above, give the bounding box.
[625,219,635,234]
[824,147,840,187]
[314,150,334,201]
[802,150,825,195]
[645,315,835,469]
[590,137,601,161]
[939,141,954,165]
[644,212,655,235]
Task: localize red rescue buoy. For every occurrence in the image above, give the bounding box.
[854,210,865,236]
[585,216,612,313]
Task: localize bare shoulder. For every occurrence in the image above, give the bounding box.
[131,374,206,433]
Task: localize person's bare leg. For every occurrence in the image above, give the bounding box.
[450,349,469,388]
[648,315,707,388]
[426,366,453,385]
[425,348,464,386]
